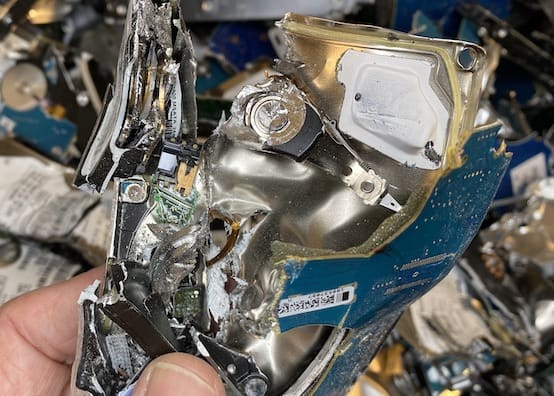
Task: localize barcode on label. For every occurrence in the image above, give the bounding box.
[278,285,356,318]
[165,77,182,139]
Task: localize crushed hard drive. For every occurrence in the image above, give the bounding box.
[71,1,510,395]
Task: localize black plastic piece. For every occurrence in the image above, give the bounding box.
[100,263,179,358]
[197,332,269,391]
[267,105,323,161]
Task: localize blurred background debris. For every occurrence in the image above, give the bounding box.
[0,0,552,393]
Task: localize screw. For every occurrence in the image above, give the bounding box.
[496,28,508,39]
[360,181,375,193]
[257,99,289,133]
[477,27,487,37]
[226,364,237,375]
[125,183,146,203]
[76,91,90,107]
[244,377,267,396]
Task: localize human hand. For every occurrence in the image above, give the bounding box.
[0,266,225,396]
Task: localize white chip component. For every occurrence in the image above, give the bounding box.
[106,334,133,375]
[337,49,449,169]
[158,151,178,174]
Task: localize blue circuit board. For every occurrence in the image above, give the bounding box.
[274,123,510,394]
[0,105,76,161]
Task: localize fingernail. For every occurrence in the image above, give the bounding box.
[142,361,218,396]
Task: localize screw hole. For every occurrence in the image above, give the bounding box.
[457,47,478,71]
[360,181,375,193]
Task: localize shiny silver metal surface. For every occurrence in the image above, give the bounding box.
[246,94,305,146]
[225,325,341,395]
[200,107,434,392]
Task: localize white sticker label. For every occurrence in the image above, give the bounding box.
[165,76,182,139]
[510,153,547,195]
[278,285,356,318]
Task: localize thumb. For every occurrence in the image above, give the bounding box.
[133,353,225,396]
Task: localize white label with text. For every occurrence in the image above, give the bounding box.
[278,285,356,318]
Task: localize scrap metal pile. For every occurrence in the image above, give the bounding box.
[0,1,552,395]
